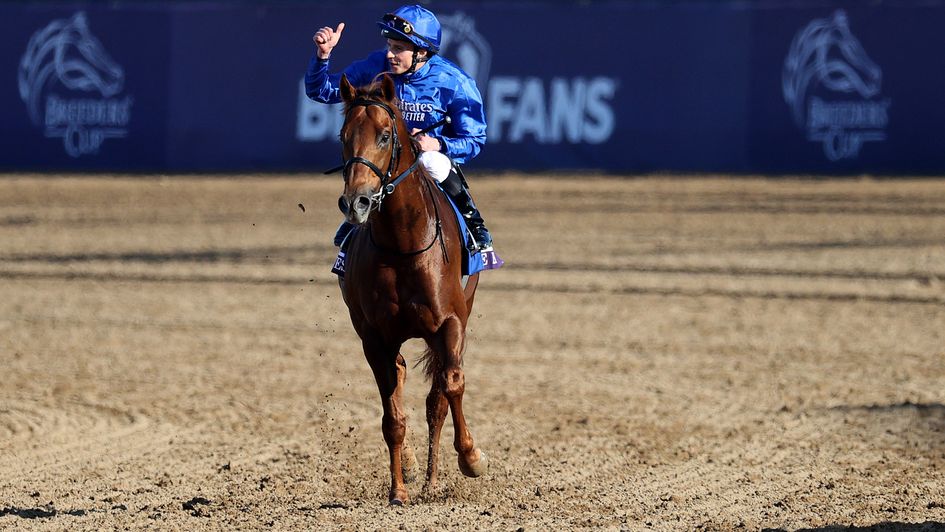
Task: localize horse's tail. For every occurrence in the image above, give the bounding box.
[415,346,440,381]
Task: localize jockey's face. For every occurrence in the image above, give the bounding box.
[386,38,424,74]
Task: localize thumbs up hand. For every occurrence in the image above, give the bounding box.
[314,22,345,60]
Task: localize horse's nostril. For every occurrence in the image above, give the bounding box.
[346,194,373,221]
[338,196,349,214]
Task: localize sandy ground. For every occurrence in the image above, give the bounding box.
[1,174,944,531]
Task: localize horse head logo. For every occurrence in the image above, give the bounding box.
[782,10,881,127]
[18,12,124,126]
[438,13,492,92]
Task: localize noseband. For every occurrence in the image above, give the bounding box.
[327,98,421,210]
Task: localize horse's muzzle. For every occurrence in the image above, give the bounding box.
[342,193,374,224]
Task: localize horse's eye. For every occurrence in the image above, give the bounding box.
[379,131,391,145]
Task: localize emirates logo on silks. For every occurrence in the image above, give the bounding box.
[782,10,890,161]
[18,12,134,157]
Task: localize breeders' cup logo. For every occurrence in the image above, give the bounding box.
[18,12,133,157]
[438,12,491,91]
[782,10,890,161]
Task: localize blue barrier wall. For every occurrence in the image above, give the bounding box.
[2,1,944,174]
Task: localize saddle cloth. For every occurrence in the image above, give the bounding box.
[331,185,503,278]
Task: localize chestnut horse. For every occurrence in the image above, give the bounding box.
[334,74,487,505]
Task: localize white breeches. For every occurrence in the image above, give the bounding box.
[418,151,452,183]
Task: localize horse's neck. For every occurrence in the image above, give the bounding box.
[370,151,437,251]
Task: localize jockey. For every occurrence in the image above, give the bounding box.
[306,4,494,251]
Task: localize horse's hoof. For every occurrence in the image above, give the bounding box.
[458,449,488,478]
[389,488,409,506]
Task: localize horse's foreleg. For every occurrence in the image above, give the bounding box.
[364,342,411,505]
[435,317,488,479]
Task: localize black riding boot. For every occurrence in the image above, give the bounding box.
[442,170,493,251]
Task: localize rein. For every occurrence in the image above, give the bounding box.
[330,97,447,260]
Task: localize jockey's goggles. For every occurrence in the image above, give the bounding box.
[380,13,439,53]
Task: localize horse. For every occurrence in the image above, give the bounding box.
[333,73,487,505]
[18,11,124,126]
[782,9,881,127]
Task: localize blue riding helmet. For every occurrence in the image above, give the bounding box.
[377,4,441,54]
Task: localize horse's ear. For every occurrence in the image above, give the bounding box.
[380,74,396,102]
[340,74,356,103]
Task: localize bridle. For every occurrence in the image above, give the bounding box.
[327,98,421,212]
[327,97,447,259]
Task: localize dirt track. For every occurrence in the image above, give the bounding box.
[1,174,945,531]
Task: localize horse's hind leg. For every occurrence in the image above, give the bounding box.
[364,340,412,505]
[431,316,488,480]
